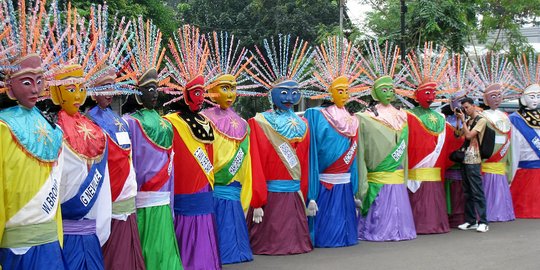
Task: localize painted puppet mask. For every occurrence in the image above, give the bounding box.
[209,74,237,110]
[50,65,85,116]
[137,69,159,110]
[92,68,116,109]
[329,76,349,108]
[484,83,503,110]
[521,84,540,110]
[372,76,395,106]
[271,80,301,111]
[6,54,44,109]
[184,75,205,112]
[415,82,437,109]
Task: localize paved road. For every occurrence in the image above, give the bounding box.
[223,219,540,270]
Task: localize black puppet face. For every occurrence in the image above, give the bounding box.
[137,69,159,109]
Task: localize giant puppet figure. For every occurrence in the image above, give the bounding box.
[200,32,254,264]
[163,25,221,270]
[78,9,146,270]
[355,41,416,241]
[471,54,515,222]
[403,43,453,234]
[120,17,182,270]
[303,36,360,247]
[509,53,540,218]
[244,35,313,255]
[49,6,116,268]
[0,1,66,268]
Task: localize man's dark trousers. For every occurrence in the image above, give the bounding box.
[461,164,488,225]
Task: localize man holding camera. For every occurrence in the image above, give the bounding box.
[455,98,489,232]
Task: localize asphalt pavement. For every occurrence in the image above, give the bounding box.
[223,219,540,270]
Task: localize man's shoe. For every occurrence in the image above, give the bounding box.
[458,222,478,230]
[476,223,489,233]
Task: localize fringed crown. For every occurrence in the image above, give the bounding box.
[0,0,70,93]
[357,39,411,106]
[441,53,477,104]
[206,31,259,99]
[122,17,166,90]
[245,34,313,91]
[470,53,517,100]
[513,52,540,95]
[306,36,364,102]
[163,25,210,105]
[402,42,451,98]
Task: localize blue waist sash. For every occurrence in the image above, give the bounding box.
[267,180,300,193]
[213,182,241,201]
[174,192,214,216]
[518,160,540,169]
[62,146,108,220]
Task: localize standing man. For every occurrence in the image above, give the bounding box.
[456,98,489,232]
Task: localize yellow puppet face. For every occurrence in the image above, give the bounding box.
[329,76,349,108]
[50,65,85,116]
[209,74,237,109]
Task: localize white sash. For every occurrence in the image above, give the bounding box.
[6,151,64,227]
[408,127,446,193]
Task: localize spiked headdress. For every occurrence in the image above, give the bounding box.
[307,36,364,102]
[244,34,313,104]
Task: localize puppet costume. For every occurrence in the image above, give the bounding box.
[0,1,76,268]
[163,25,221,270]
[200,31,254,264]
[355,41,416,241]
[402,44,453,234]
[303,36,360,247]
[244,35,313,255]
[121,17,182,270]
[509,54,540,218]
[469,54,515,222]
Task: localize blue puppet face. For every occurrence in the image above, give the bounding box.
[270,80,301,111]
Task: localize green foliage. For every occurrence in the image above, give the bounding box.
[172,0,352,45]
[362,0,540,59]
[70,0,179,39]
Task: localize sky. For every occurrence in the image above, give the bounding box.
[346,0,372,28]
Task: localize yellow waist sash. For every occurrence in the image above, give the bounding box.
[408,168,441,181]
[481,162,506,175]
[0,221,58,248]
[367,170,405,184]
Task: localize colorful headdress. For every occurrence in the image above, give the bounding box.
[0,0,69,93]
[163,25,210,105]
[82,4,137,95]
[357,39,410,105]
[441,53,477,109]
[122,17,167,90]
[512,52,540,97]
[469,53,517,102]
[245,34,313,103]
[307,36,364,102]
[402,42,451,98]
[205,31,257,99]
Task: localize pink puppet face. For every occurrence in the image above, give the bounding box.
[7,55,44,109]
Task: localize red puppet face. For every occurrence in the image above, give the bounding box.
[415,82,437,109]
[184,75,205,112]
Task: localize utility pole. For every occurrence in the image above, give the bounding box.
[340,0,345,39]
[400,0,407,61]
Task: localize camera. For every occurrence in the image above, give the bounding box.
[454,107,464,114]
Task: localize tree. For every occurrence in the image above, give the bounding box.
[363,0,472,53]
[70,0,179,39]
[362,0,540,58]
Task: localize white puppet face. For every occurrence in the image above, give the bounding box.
[521,84,540,110]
